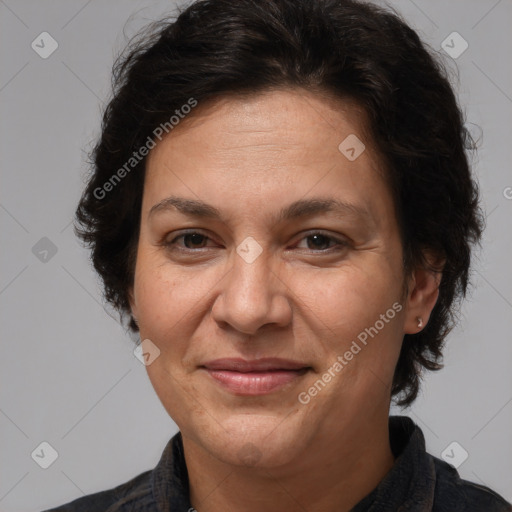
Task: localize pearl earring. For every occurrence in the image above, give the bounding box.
[417,317,423,328]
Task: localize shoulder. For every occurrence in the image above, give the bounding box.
[41,468,154,512]
[41,431,188,512]
[431,455,511,512]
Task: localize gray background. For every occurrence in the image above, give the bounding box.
[1,0,511,510]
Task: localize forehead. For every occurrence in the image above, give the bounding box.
[143,88,393,224]
[153,88,372,149]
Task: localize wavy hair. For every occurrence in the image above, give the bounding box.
[75,0,484,406]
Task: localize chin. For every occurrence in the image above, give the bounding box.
[202,413,306,469]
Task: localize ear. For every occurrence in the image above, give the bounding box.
[403,253,444,334]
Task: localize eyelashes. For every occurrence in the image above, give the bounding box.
[161,230,349,254]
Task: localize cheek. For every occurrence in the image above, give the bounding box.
[296,262,400,331]
[134,255,198,328]
[295,261,405,387]
[133,263,187,357]
[132,256,225,364]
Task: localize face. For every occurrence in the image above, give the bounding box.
[129,88,415,469]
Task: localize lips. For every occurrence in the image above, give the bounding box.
[200,358,311,395]
[202,357,308,372]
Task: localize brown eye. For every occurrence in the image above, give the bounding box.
[180,233,208,249]
[305,234,334,250]
[163,230,216,251]
[295,232,348,252]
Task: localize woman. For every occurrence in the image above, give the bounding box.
[44,0,511,510]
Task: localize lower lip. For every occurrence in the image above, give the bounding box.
[204,368,309,395]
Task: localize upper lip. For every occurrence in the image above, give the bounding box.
[201,358,309,372]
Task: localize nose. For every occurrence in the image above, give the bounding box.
[210,245,292,335]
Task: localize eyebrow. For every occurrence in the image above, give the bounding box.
[148,195,372,224]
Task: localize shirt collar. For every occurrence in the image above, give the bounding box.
[151,429,191,510]
[351,415,436,511]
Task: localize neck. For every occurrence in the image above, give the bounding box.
[183,415,395,512]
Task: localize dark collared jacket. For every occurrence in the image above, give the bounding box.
[43,416,511,511]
